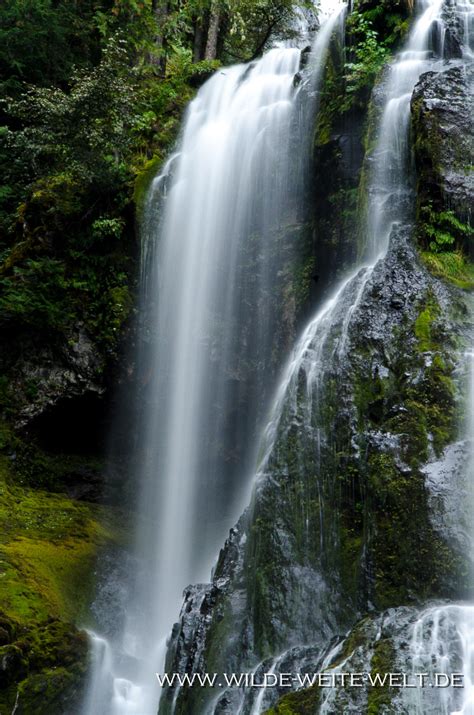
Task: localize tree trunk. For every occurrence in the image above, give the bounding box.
[151,0,169,72]
[193,20,206,63]
[204,3,221,60]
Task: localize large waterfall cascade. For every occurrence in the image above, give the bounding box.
[81,3,347,715]
[81,0,474,712]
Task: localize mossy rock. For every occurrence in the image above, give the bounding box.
[15,665,86,715]
[0,454,126,625]
[0,450,128,713]
[133,155,163,222]
[264,684,321,715]
[421,251,474,291]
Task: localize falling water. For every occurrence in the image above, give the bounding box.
[366,0,446,258]
[256,0,447,519]
[224,0,450,709]
[392,1,474,712]
[403,345,474,715]
[457,0,474,57]
[81,4,346,715]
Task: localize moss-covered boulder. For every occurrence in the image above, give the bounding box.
[412,65,474,262]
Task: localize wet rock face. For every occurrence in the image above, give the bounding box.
[263,603,464,715]
[411,64,474,223]
[161,226,470,715]
[5,326,106,430]
[440,3,464,59]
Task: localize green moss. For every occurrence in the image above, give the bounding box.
[16,663,87,715]
[0,449,129,711]
[3,536,100,624]
[133,155,163,219]
[367,639,396,714]
[0,455,126,626]
[421,250,474,291]
[264,684,321,714]
[414,298,439,352]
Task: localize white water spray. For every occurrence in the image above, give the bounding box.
[206,2,449,712]
[367,0,445,259]
[81,5,346,715]
[255,0,447,534]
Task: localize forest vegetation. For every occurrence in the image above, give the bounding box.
[0,0,472,712]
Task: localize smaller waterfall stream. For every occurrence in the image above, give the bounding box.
[227,0,453,711]
[367,0,445,258]
[254,0,447,575]
[402,346,474,715]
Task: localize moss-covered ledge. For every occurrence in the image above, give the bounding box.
[0,443,127,713]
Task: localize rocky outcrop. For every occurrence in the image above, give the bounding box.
[161,226,471,714]
[264,602,468,715]
[412,64,473,230]
[1,326,106,430]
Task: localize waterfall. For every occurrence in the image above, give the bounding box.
[262,0,448,452]
[401,345,474,715]
[255,0,447,543]
[81,4,346,715]
[218,0,451,710]
[366,0,446,258]
[391,2,474,713]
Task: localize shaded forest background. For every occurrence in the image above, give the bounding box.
[0,0,414,362]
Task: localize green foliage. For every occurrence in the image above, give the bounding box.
[419,203,474,254]
[0,258,73,330]
[421,250,474,290]
[356,0,411,47]
[313,0,410,159]
[0,0,102,94]
[3,35,138,194]
[93,0,157,56]
[344,11,390,106]
[0,0,338,356]
[161,0,308,63]
[0,35,139,345]
[222,0,308,60]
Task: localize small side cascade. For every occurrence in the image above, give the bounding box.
[404,345,474,715]
[366,0,446,259]
[456,0,474,56]
[403,605,472,714]
[254,0,448,590]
